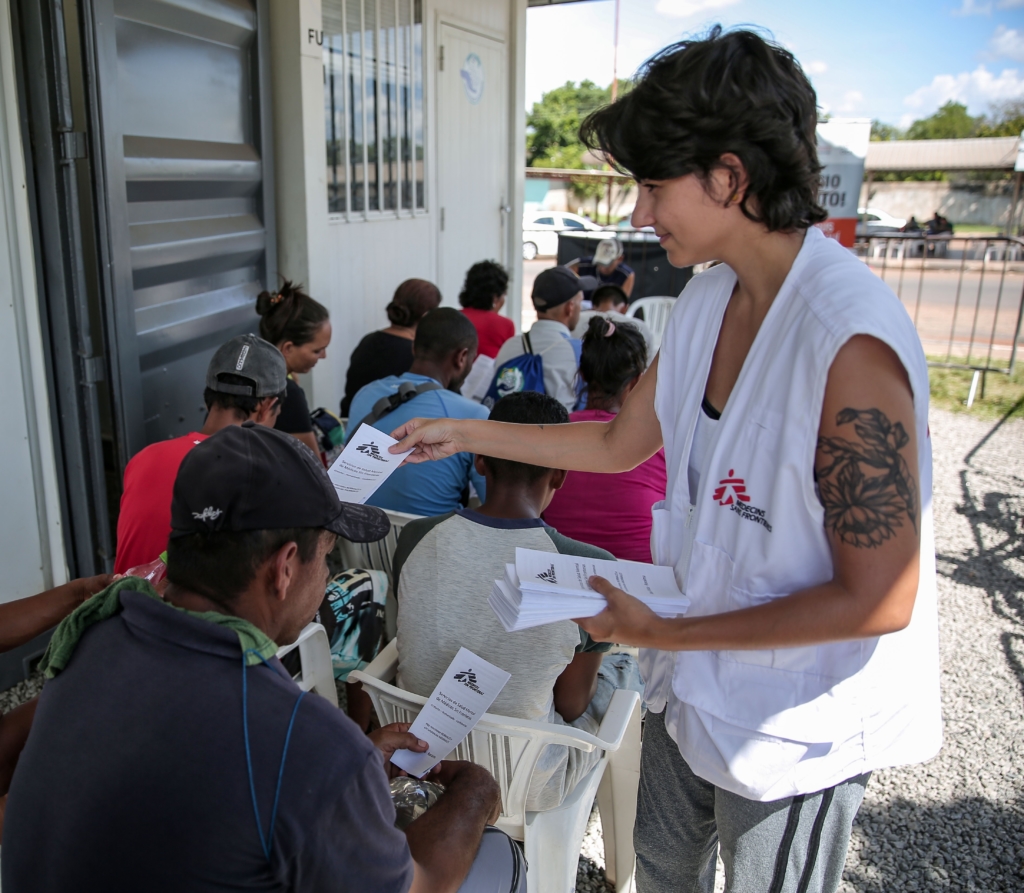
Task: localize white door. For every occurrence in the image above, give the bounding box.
[436,22,508,304]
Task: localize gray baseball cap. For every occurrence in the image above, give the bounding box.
[205,334,287,397]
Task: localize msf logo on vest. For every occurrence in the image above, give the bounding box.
[713,469,772,533]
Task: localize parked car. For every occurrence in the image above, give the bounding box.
[522,211,603,259]
[856,207,907,237]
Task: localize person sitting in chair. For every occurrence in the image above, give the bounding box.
[392,392,642,811]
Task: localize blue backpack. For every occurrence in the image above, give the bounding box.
[483,332,547,409]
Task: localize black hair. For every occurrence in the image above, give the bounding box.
[203,373,286,420]
[256,279,330,347]
[580,27,826,233]
[458,260,510,311]
[166,527,326,608]
[386,278,442,327]
[482,392,569,485]
[591,284,628,309]
[413,306,478,361]
[579,316,647,400]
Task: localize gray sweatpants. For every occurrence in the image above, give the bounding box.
[635,711,869,893]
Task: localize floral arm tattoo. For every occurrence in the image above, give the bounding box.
[816,408,918,548]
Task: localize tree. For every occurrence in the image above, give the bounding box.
[870,120,902,141]
[977,100,1024,137]
[526,80,632,212]
[905,101,979,140]
[526,80,617,168]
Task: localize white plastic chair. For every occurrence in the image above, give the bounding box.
[351,640,642,893]
[276,622,338,707]
[336,509,424,641]
[626,297,676,353]
[984,242,1021,262]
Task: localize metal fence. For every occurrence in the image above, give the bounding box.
[853,234,1024,405]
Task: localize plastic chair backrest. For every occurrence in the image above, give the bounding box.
[351,641,607,828]
[337,508,423,579]
[336,509,423,641]
[276,622,338,706]
[625,297,676,351]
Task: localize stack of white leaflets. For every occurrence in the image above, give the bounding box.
[489,547,690,632]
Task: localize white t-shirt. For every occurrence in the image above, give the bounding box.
[493,319,579,412]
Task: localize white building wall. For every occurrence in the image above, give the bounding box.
[271,0,526,417]
[0,0,68,602]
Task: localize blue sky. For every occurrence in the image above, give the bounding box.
[526,0,1024,127]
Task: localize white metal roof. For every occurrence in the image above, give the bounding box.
[865,137,1020,172]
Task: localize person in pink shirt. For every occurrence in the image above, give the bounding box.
[543,316,666,561]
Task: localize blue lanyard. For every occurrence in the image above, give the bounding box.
[241,649,307,862]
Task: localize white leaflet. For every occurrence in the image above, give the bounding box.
[326,423,413,504]
[390,647,511,778]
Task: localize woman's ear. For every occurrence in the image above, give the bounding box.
[714,152,750,206]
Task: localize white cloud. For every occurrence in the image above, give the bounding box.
[953,0,992,14]
[805,60,828,74]
[996,0,1024,8]
[990,24,1024,61]
[654,0,742,18]
[903,64,1024,115]
[837,89,864,112]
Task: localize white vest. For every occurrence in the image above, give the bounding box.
[643,227,942,798]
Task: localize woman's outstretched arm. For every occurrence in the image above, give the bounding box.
[390,354,664,473]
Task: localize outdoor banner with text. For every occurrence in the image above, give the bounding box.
[815,118,871,248]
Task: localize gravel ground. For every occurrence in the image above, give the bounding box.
[576,406,1024,892]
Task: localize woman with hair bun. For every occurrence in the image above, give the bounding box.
[255,279,330,455]
[341,278,442,416]
[391,27,940,891]
[542,316,665,562]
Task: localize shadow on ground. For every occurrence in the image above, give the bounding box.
[844,795,1024,891]
[938,457,1024,695]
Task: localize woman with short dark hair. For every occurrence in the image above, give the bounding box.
[340,278,441,416]
[458,260,513,359]
[391,28,939,892]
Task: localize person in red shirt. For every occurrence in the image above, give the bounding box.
[542,315,666,561]
[114,334,287,573]
[458,261,515,401]
[459,260,514,359]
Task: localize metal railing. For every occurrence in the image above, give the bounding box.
[853,234,1024,405]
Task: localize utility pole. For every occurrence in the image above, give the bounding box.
[611,0,621,101]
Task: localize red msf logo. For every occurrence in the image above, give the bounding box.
[712,470,751,506]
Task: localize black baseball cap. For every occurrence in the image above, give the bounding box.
[532,266,583,311]
[170,422,390,543]
[206,334,287,397]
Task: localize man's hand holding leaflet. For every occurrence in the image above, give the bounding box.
[391,648,511,778]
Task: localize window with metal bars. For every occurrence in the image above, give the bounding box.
[324,0,425,216]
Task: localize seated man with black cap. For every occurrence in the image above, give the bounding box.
[2,424,514,893]
[114,333,287,574]
[491,266,583,413]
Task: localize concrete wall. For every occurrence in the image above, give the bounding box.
[271,0,526,417]
[0,0,68,602]
[860,179,1021,228]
